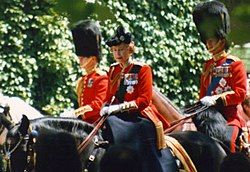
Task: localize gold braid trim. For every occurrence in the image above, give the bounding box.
[143,107,166,149]
[76,77,85,106]
[109,63,134,93]
[202,63,215,87]
[110,73,121,93]
[165,136,197,172]
[219,90,235,106]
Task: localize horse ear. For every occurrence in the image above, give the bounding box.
[0,115,14,130]
[19,115,30,136]
[0,106,14,130]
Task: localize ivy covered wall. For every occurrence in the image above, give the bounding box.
[0,0,78,115]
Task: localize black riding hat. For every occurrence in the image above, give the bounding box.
[106,26,133,47]
[192,0,230,44]
[71,20,102,62]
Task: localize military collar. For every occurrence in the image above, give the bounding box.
[212,51,227,62]
[119,58,133,69]
[83,66,97,75]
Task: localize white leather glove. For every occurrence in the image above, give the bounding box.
[100,101,138,116]
[107,104,122,114]
[100,104,122,116]
[100,106,109,116]
[200,96,218,106]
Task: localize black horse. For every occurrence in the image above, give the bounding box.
[34,128,82,172]
[0,107,227,172]
[0,111,106,172]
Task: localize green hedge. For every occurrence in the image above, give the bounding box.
[0,0,78,116]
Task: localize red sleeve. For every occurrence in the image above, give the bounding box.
[135,65,153,110]
[84,76,108,118]
[199,74,206,99]
[225,61,247,105]
[199,60,213,99]
[103,67,113,103]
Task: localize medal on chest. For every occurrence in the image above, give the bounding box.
[87,78,94,88]
[126,85,134,94]
[123,73,138,94]
[211,78,232,95]
[212,64,232,77]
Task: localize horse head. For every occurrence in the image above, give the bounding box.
[4,114,108,172]
[2,114,37,172]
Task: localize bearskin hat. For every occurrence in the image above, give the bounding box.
[71,20,102,62]
[192,0,230,44]
[106,26,133,47]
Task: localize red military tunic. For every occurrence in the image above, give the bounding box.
[199,54,247,128]
[105,61,170,130]
[76,69,108,124]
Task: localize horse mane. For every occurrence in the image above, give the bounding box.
[34,128,82,172]
[29,117,96,140]
[193,107,229,144]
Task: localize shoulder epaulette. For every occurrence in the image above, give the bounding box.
[76,77,83,86]
[110,62,119,67]
[227,55,241,62]
[132,61,147,67]
[95,68,107,76]
[76,76,85,99]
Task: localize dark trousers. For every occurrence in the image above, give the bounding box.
[102,113,178,172]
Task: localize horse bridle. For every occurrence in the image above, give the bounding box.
[4,128,37,172]
[78,115,109,172]
[0,105,36,172]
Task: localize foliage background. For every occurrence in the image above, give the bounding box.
[0,0,78,115]
[99,0,206,107]
[0,0,249,116]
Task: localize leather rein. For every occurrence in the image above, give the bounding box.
[77,102,209,153]
[164,102,209,133]
[77,114,109,154]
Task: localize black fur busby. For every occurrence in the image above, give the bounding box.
[71,20,102,61]
[192,0,230,44]
[106,26,133,47]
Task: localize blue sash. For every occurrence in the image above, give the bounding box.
[206,59,233,96]
[206,77,221,96]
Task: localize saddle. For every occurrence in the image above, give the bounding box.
[165,135,197,172]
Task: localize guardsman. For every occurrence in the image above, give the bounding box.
[71,20,108,124]
[193,0,247,152]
